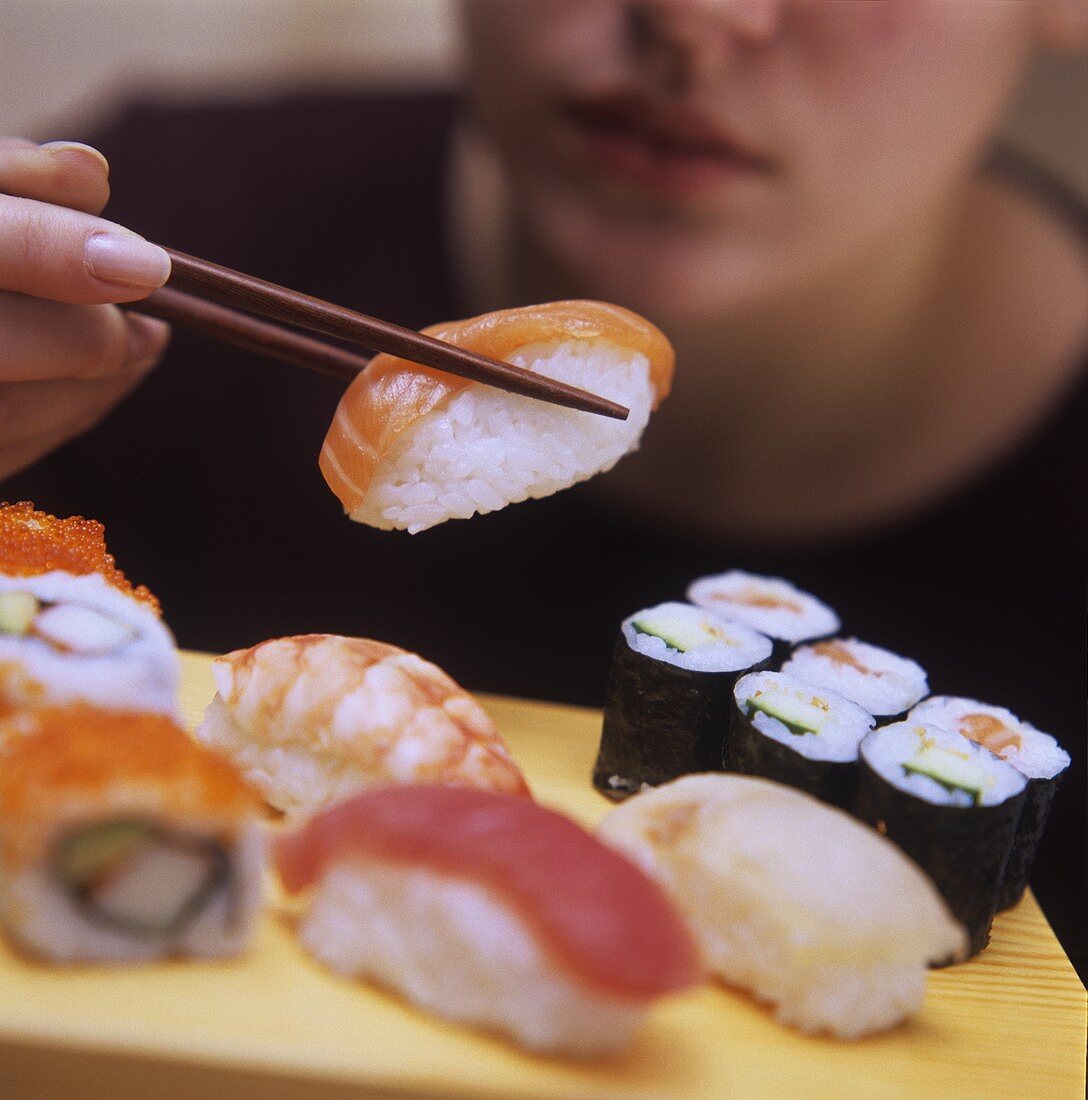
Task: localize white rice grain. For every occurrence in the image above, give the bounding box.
[353,339,655,532]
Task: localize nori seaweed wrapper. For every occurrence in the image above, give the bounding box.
[856,759,1026,960]
[997,771,1065,910]
[725,695,859,811]
[593,633,752,800]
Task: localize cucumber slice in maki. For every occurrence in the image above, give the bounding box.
[746,692,829,736]
[633,608,727,653]
[903,744,989,805]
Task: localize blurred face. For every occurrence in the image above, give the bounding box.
[461,1,1035,322]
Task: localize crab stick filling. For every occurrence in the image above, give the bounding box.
[0,592,137,657]
[54,819,230,938]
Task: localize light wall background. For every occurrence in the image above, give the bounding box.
[2,0,1086,195]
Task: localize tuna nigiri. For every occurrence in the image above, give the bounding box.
[320,301,674,532]
[195,634,530,816]
[275,784,701,1054]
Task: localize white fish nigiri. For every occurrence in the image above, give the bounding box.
[598,773,965,1038]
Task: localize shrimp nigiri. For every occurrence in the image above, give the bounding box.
[320,301,674,532]
[276,784,701,1054]
[195,634,530,816]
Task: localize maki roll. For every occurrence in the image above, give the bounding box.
[598,774,965,1038]
[857,720,1027,959]
[0,705,265,962]
[275,785,701,1054]
[687,570,839,659]
[909,696,1071,910]
[782,637,927,718]
[594,602,772,799]
[727,670,875,809]
[196,634,529,816]
[320,301,675,532]
[0,502,177,716]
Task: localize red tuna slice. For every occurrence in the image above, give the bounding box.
[275,784,702,1001]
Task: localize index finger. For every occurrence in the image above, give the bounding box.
[0,139,110,215]
[0,194,170,304]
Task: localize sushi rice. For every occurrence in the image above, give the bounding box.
[0,571,178,717]
[782,637,928,717]
[300,862,647,1055]
[623,601,772,673]
[907,696,1070,781]
[733,670,875,764]
[355,338,654,532]
[687,570,840,644]
[860,721,1027,809]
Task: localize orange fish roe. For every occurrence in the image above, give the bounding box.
[0,705,258,820]
[0,502,159,614]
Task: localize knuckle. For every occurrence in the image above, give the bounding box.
[84,306,130,377]
[15,204,50,268]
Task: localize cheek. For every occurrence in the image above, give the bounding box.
[785,0,1033,218]
[462,2,629,112]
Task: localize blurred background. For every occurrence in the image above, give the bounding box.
[3,0,1086,196]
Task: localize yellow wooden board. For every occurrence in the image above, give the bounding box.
[0,650,1083,1099]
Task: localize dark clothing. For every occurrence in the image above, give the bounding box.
[6,91,1085,974]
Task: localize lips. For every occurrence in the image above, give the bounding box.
[559,92,773,197]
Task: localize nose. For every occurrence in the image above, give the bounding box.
[628,1,785,93]
[716,0,785,43]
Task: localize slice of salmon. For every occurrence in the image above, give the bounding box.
[319,301,675,515]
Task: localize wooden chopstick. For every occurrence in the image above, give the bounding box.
[140,248,630,421]
[127,287,371,385]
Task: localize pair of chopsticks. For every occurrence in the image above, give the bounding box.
[123,249,629,421]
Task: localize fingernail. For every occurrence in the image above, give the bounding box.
[40,141,109,175]
[85,231,171,289]
[124,313,170,375]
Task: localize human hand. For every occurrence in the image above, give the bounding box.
[0,137,171,480]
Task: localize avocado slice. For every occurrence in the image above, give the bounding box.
[0,591,40,636]
[903,743,989,805]
[56,821,156,886]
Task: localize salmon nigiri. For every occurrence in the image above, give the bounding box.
[320,301,674,533]
[276,785,702,1054]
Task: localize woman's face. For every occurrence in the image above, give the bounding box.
[461,1,1036,321]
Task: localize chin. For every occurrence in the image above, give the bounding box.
[524,182,789,323]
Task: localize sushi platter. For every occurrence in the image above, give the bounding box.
[0,650,1081,1100]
